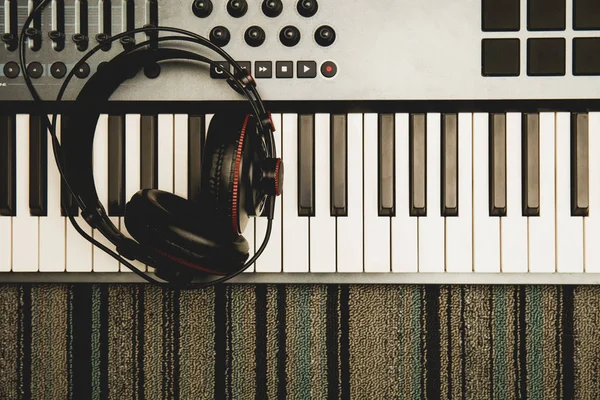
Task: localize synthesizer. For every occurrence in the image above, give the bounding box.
[1,0,600,284]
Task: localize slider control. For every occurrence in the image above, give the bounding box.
[145,0,158,48]
[1,0,18,51]
[48,0,65,51]
[73,0,89,51]
[27,0,42,51]
[120,0,135,49]
[96,0,112,51]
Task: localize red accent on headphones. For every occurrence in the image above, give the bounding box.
[274,158,282,196]
[231,114,251,235]
[154,248,227,275]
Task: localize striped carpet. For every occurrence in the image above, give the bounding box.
[0,284,599,399]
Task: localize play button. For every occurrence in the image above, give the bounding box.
[297,61,317,78]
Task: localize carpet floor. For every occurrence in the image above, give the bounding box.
[0,284,597,399]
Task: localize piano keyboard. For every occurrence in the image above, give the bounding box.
[2,110,600,284]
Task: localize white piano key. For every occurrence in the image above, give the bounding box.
[528,112,556,273]
[392,113,417,272]
[419,113,445,273]
[310,114,336,273]
[12,114,38,272]
[66,215,93,272]
[363,114,390,272]
[473,113,500,273]
[556,112,583,273]
[337,114,363,273]
[501,113,528,273]
[39,115,65,272]
[255,114,282,273]
[586,112,600,272]
[282,113,309,273]
[173,114,188,198]
[158,114,174,192]
[0,217,9,271]
[446,113,473,273]
[92,114,119,272]
[121,114,145,272]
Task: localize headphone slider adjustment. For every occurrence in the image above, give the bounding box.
[260,112,276,132]
[82,206,105,228]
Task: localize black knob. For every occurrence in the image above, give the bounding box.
[210,26,231,47]
[72,33,89,51]
[262,0,283,17]
[1,33,17,51]
[315,25,335,47]
[297,0,318,17]
[244,26,266,47]
[279,26,300,47]
[120,36,135,50]
[25,28,41,51]
[192,0,213,18]
[227,0,248,18]
[95,33,111,51]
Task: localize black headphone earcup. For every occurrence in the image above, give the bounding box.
[124,189,249,276]
[202,112,257,236]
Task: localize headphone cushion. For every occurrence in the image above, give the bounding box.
[124,189,249,275]
[201,112,255,235]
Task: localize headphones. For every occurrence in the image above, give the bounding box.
[18,7,284,287]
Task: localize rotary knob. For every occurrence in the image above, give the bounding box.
[210,26,231,47]
[227,0,248,18]
[262,0,283,17]
[297,0,318,17]
[315,25,335,47]
[279,26,300,47]
[245,26,266,47]
[192,0,213,18]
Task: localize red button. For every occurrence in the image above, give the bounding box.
[320,61,337,78]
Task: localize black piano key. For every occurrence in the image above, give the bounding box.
[108,115,125,216]
[0,115,16,216]
[571,113,589,216]
[140,114,158,190]
[378,113,395,216]
[29,115,47,216]
[528,0,565,31]
[482,0,520,31]
[441,113,458,216]
[522,113,540,216]
[409,113,427,216]
[298,114,315,217]
[489,113,507,216]
[330,114,347,217]
[61,116,79,216]
[188,115,205,203]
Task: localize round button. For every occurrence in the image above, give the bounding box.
[74,62,90,79]
[245,26,266,47]
[262,0,283,17]
[320,61,337,78]
[27,62,43,79]
[210,26,231,47]
[50,62,67,79]
[315,25,335,47]
[279,25,301,47]
[192,0,213,18]
[227,0,248,17]
[297,0,318,17]
[3,62,19,79]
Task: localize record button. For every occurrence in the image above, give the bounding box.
[320,60,337,78]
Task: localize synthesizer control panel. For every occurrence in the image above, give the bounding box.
[1,0,600,101]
